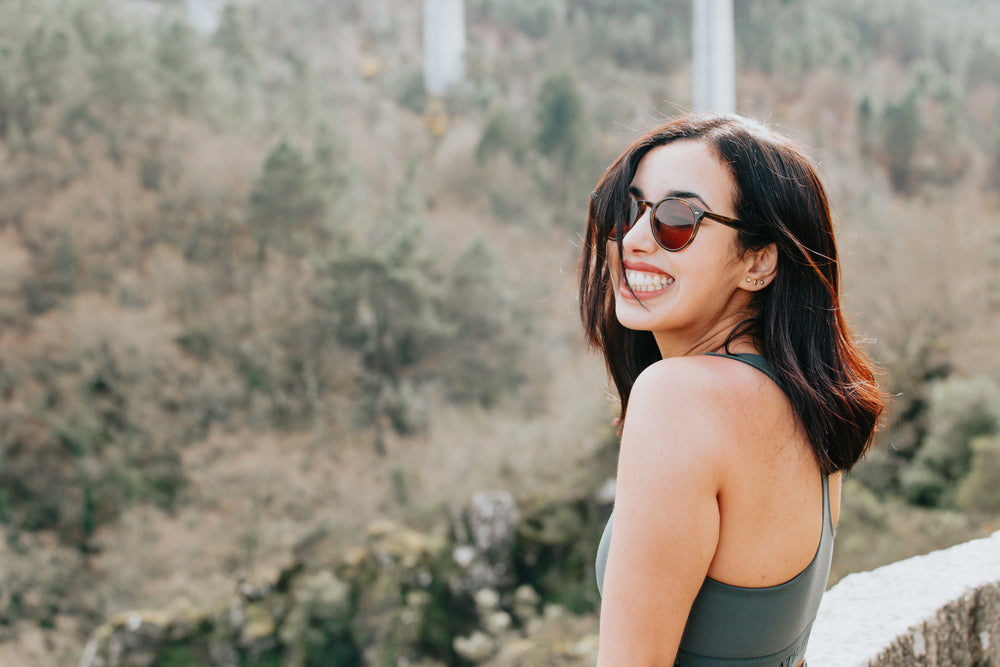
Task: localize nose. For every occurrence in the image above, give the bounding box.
[622,205,657,252]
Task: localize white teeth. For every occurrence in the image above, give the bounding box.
[625,271,674,291]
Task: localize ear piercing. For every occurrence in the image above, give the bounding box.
[746,276,766,286]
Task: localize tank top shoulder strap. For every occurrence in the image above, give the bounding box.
[822,471,834,535]
[702,351,783,389]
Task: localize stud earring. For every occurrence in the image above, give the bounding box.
[746,277,752,283]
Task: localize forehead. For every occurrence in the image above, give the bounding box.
[631,140,736,213]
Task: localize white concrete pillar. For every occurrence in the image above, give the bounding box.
[423,0,466,95]
[692,0,735,113]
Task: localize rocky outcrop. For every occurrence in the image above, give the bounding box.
[80,488,610,666]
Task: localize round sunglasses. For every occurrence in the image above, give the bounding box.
[609,193,744,252]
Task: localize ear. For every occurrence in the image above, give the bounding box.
[740,243,778,291]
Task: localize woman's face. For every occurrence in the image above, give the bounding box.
[610,140,755,355]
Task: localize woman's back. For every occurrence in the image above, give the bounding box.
[700,353,840,589]
[596,353,841,665]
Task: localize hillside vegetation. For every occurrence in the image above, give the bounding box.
[1,0,999,664]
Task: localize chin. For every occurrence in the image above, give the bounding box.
[614,302,663,333]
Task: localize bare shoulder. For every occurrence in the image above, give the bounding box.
[622,356,759,476]
[632,354,767,396]
[642,353,777,390]
[628,355,769,439]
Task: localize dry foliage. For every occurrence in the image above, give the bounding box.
[0,0,999,664]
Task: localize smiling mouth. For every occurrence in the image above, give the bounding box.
[624,269,675,292]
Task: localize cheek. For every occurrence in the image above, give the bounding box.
[693,234,745,274]
[727,241,747,267]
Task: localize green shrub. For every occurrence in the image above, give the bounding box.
[475,108,522,164]
[470,0,565,38]
[857,96,874,157]
[535,72,585,171]
[440,239,532,408]
[851,332,952,497]
[248,143,326,261]
[900,375,1000,507]
[966,39,1000,88]
[955,434,1000,512]
[85,19,149,112]
[319,188,451,442]
[154,19,207,114]
[393,69,426,113]
[515,497,604,615]
[157,644,204,667]
[832,478,979,583]
[212,4,255,79]
[280,570,360,667]
[882,90,920,193]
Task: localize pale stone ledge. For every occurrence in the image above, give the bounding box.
[808,530,1000,666]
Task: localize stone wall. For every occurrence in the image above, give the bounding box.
[808,530,1000,666]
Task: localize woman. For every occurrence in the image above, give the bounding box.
[579,114,884,666]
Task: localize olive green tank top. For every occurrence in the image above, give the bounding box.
[595,353,834,666]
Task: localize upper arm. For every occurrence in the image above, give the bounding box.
[597,361,727,666]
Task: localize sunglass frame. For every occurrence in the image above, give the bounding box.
[614,194,745,252]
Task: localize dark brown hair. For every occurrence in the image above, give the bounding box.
[579,113,883,474]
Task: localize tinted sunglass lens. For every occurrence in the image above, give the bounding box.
[653,200,696,250]
[611,196,700,249]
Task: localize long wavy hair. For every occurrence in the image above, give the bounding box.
[579,113,884,474]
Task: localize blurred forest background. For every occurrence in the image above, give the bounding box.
[1,0,1000,664]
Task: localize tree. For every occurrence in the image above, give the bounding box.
[155,19,207,114]
[856,96,874,158]
[534,73,585,171]
[84,14,148,114]
[212,4,255,77]
[440,239,530,407]
[319,181,450,452]
[475,108,522,164]
[881,90,920,194]
[900,375,1000,507]
[248,143,325,261]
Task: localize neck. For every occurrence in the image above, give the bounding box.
[652,315,759,360]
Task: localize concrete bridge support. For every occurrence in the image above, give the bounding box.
[692,0,735,113]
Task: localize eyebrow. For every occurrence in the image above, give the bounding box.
[628,184,712,211]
